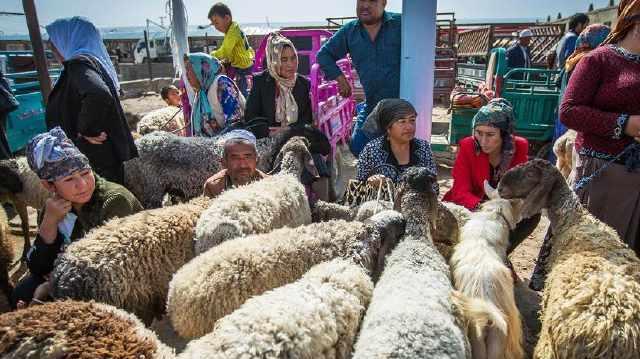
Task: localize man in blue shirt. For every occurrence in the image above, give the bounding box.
[317,0,401,156]
[555,13,589,70]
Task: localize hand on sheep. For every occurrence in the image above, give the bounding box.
[367,174,388,187]
[83,132,108,144]
[625,115,640,139]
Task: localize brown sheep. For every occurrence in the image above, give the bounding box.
[0,300,174,358]
[0,207,14,313]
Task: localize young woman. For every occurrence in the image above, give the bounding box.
[11,128,142,309]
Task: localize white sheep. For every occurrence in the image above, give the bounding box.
[167,210,405,338]
[0,157,51,260]
[352,167,471,358]
[0,300,174,358]
[498,159,640,359]
[51,196,211,324]
[177,259,373,359]
[450,182,525,359]
[136,105,185,136]
[552,129,577,179]
[193,136,318,255]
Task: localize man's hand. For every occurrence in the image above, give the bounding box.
[336,74,352,98]
[83,132,107,144]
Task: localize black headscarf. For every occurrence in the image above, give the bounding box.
[361,99,417,138]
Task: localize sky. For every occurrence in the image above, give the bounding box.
[1,0,617,34]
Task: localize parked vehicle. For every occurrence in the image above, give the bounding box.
[133,33,172,64]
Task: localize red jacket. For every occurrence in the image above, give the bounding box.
[443,136,529,210]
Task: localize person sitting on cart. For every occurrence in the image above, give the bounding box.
[203,130,268,199]
[443,98,539,252]
[12,127,142,309]
[356,99,438,194]
[245,33,333,202]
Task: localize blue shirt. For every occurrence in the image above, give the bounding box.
[317,12,401,118]
[555,31,578,69]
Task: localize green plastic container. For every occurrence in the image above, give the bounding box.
[449,108,478,145]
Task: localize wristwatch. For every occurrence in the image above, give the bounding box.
[614,113,629,140]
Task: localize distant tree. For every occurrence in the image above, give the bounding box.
[547,15,551,22]
[588,3,594,11]
[557,12,563,19]
[609,0,615,7]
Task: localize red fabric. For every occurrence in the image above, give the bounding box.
[560,46,640,154]
[443,136,529,210]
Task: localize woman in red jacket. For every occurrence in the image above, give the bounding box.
[443,98,539,252]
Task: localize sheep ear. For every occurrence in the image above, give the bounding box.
[508,198,525,223]
[484,180,499,200]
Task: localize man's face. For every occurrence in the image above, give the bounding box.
[519,37,531,47]
[357,0,386,25]
[223,142,258,185]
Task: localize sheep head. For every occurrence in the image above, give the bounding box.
[364,210,406,282]
[0,159,24,196]
[269,136,319,179]
[394,166,438,236]
[498,159,565,219]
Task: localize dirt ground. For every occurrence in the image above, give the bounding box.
[4,107,546,355]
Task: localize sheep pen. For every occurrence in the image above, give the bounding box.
[167,210,405,338]
[177,259,373,359]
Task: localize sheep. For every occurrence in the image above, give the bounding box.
[552,129,577,179]
[498,159,640,359]
[136,105,185,136]
[0,207,13,313]
[51,196,211,324]
[124,124,330,208]
[177,259,373,359]
[0,300,174,358]
[167,210,405,339]
[0,157,51,260]
[193,136,318,255]
[310,199,393,222]
[352,167,471,358]
[449,182,525,359]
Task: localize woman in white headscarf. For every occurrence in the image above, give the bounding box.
[45,16,137,185]
[244,33,313,134]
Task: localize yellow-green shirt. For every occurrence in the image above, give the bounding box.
[212,22,255,69]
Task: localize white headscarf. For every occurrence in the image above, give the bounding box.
[266,33,298,126]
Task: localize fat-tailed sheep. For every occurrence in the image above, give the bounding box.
[177,259,373,359]
[51,196,211,324]
[167,210,404,338]
[498,159,640,359]
[136,105,185,135]
[0,300,174,358]
[353,167,470,358]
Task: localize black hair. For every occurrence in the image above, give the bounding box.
[569,13,590,31]
[160,85,178,100]
[208,3,232,19]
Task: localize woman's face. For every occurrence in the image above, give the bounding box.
[387,115,417,144]
[46,169,96,204]
[277,46,298,80]
[474,125,503,155]
[184,59,201,90]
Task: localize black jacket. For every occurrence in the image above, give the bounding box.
[244,71,313,127]
[26,176,143,277]
[45,56,137,165]
[506,43,532,69]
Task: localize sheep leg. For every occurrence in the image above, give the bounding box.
[469,325,488,359]
[486,325,507,359]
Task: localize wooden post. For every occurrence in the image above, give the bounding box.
[144,30,153,80]
[22,0,52,104]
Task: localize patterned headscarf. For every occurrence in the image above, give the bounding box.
[186,53,223,137]
[266,33,299,126]
[472,98,516,181]
[46,17,120,91]
[26,127,91,182]
[603,0,640,45]
[565,24,611,72]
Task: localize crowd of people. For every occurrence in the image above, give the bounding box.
[1,0,639,311]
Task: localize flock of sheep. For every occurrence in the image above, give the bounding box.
[0,126,639,358]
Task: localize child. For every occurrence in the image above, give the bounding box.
[208,2,255,97]
[160,85,182,107]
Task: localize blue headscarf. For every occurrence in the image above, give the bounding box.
[186,53,223,137]
[46,16,120,91]
[26,126,91,182]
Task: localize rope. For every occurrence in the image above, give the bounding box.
[574,142,640,191]
[158,107,183,131]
